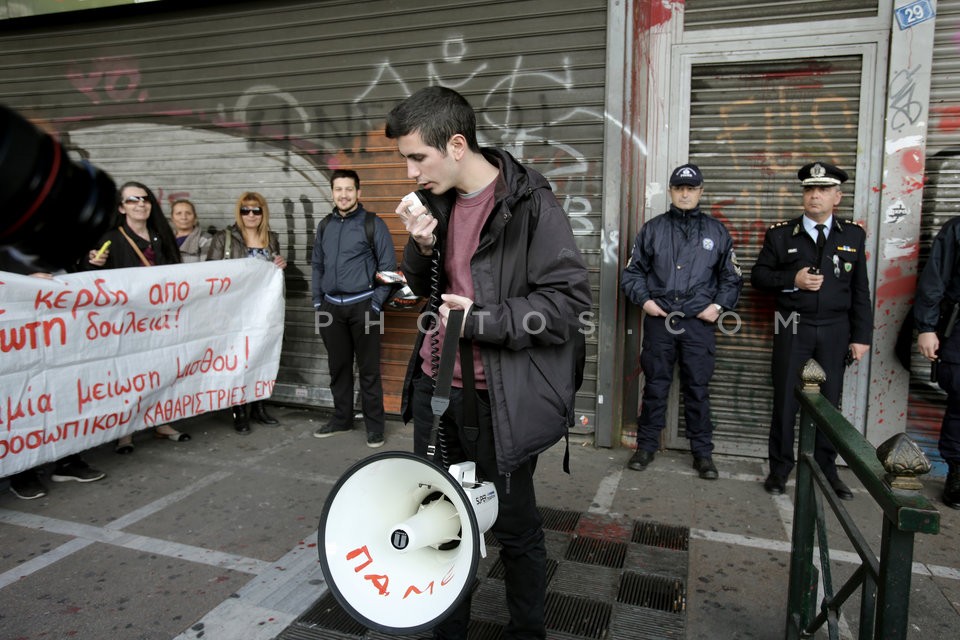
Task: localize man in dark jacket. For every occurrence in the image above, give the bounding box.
[311,169,396,447]
[621,163,742,479]
[914,216,960,509]
[752,161,873,501]
[386,86,591,640]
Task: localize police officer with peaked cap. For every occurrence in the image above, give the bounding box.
[621,163,743,479]
[751,161,873,500]
[914,218,960,509]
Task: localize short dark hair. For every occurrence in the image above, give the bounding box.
[385,86,480,153]
[330,169,360,190]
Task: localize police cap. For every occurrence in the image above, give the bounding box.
[798,161,848,186]
[670,163,703,187]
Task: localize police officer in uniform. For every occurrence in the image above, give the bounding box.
[914,218,960,509]
[752,161,872,501]
[621,163,742,478]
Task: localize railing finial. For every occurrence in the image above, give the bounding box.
[876,433,932,491]
[800,359,826,392]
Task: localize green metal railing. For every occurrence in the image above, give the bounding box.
[785,360,940,640]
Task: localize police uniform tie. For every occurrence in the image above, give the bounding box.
[814,223,827,270]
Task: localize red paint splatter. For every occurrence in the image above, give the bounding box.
[900,147,924,174]
[877,265,917,301]
[932,105,960,133]
[902,175,926,195]
[576,513,633,542]
[638,0,676,31]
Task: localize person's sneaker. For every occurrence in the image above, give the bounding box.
[313,423,351,438]
[10,471,47,499]
[51,459,106,483]
[366,432,385,449]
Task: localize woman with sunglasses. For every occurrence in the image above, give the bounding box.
[84,181,190,452]
[206,191,287,433]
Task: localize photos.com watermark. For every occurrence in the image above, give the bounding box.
[314,310,806,337]
[315,310,599,336]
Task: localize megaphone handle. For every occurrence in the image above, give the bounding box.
[459,334,477,431]
[428,309,466,462]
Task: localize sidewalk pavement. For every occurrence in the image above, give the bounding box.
[0,404,957,640]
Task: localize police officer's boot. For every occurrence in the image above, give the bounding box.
[944,463,960,510]
[232,404,251,435]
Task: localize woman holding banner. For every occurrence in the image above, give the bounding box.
[206,191,287,434]
[84,181,190,453]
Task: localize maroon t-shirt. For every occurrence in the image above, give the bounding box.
[419,178,498,388]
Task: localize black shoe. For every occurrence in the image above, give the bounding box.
[313,423,351,438]
[830,477,854,501]
[51,459,106,483]
[763,473,786,495]
[943,463,960,510]
[232,405,251,435]
[366,432,385,448]
[115,437,134,454]
[10,471,47,500]
[250,402,279,425]
[627,449,655,471]
[693,456,719,480]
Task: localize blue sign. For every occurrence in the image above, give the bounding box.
[895,0,935,30]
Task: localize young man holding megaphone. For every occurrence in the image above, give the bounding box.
[384,86,592,639]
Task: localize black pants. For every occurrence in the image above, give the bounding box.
[769,319,848,479]
[637,314,716,457]
[318,300,385,435]
[412,374,546,640]
[934,331,960,465]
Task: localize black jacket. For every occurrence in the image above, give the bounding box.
[206,224,280,262]
[752,215,873,344]
[400,148,593,475]
[621,205,742,314]
[84,221,182,270]
[915,216,960,334]
[310,205,396,310]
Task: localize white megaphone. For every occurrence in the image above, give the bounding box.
[318,451,499,635]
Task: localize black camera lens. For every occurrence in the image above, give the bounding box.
[0,104,116,271]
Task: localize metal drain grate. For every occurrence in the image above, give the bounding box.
[565,535,628,568]
[539,506,581,532]
[465,618,505,639]
[544,592,611,639]
[487,557,559,584]
[632,520,690,551]
[286,591,366,637]
[617,571,686,613]
[484,530,501,549]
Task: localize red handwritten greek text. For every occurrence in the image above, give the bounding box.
[85,308,181,340]
[0,317,67,352]
[76,370,162,413]
[34,279,128,318]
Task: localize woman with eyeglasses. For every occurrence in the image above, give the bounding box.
[84,181,190,453]
[169,198,211,263]
[206,191,287,433]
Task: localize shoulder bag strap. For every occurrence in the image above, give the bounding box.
[119,227,152,267]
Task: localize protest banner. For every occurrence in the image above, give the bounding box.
[0,259,284,477]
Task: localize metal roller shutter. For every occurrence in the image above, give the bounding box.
[909,0,960,465]
[0,0,606,424]
[683,0,879,29]
[679,55,863,456]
